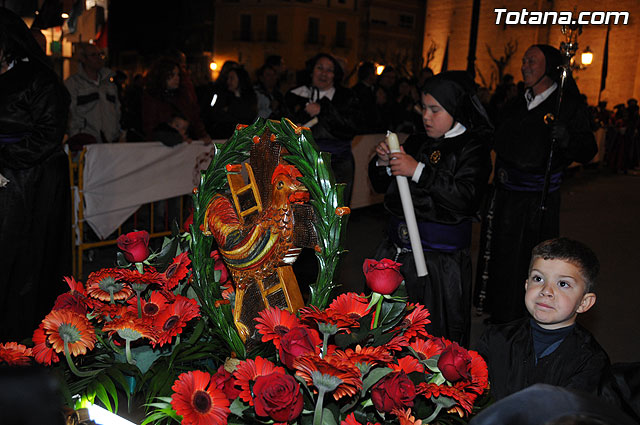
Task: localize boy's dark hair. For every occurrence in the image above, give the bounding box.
[529,237,599,293]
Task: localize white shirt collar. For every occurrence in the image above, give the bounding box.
[290,85,336,101]
[444,122,466,138]
[525,82,557,110]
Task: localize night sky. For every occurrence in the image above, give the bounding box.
[108,0,214,59]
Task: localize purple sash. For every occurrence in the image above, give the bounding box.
[389,216,471,253]
[496,161,562,192]
[0,133,29,144]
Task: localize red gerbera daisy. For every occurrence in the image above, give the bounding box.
[102,312,157,343]
[392,407,423,425]
[55,277,95,314]
[327,292,371,327]
[394,303,431,341]
[453,349,489,395]
[92,303,129,322]
[293,353,362,401]
[299,305,358,332]
[53,293,89,315]
[384,333,410,351]
[254,306,300,349]
[120,267,167,292]
[127,290,170,319]
[86,268,132,302]
[391,355,425,374]
[341,412,363,425]
[171,370,230,425]
[409,337,445,361]
[62,275,87,296]
[330,345,393,368]
[42,309,96,356]
[0,342,32,366]
[417,382,476,414]
[233,356,286,405]
[32,325,59,366]
[152,295,200,347]
[164,252,191,290]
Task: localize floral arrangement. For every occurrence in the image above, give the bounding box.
[0,229,228,412]
[0,120,492,424]
[144,258,490,425]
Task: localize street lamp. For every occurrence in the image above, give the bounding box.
[581,46,593,66]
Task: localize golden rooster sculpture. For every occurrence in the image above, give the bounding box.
[203,163,310,343]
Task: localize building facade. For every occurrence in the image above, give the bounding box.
[423,0,640,106]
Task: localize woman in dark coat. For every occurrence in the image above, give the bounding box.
[0,8,71,342]
[285,53,361,206]
[142,57,211,143]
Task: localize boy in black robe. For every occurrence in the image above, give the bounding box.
[368,71,493,346]
[476,237,609,401]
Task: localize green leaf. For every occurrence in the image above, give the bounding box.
[425,358,440,372]
[321,407,338,425]
[229,397,250,417]
[432,394,458,409]
[97,373,118,413]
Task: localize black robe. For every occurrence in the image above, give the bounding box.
[476,318,610,401]
[0,60,71,342]
[479,89,597,323]
[368,131,491,345]
[284,85,361,206]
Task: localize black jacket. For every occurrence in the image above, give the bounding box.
[284,85,361,149]
[494,89,597,174]
[0,60,70,169]
[476,318,610,401]
[368,131,492,225]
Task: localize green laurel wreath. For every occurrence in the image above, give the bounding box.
[189,118,349,358]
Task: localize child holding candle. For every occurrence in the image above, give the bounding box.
[368,71,493,346]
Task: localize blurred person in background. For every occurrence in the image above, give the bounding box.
[142,57,211,144]
[285,52,361,206]
[65,42,121,149]
[208,63,257,139]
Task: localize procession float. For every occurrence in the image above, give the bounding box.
[0,118,490,425]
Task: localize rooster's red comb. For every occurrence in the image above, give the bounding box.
[271,164,303,184]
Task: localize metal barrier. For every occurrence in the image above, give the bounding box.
[68,148,185,279]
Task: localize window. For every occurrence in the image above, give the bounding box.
[399,14,414,29]
[307,17,319,44]
[266,15,278,41]
[240,14,252,41]
[335,21,346,47]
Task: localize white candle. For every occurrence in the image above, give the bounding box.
[386,131,428,277]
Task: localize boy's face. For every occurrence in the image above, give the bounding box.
[421,93,454,139]
[524,258,596,329]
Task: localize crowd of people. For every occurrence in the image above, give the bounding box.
[1,5,639,423]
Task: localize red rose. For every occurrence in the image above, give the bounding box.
[210,250,230,283]
[117,231,150,263]
[212,365,241,399]
[370,371,416,413]
[437,342,472,382]
[279,326,320,369]
[363,258,404,295]
[253,372,303,422]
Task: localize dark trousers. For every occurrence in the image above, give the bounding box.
[375,238,472,347]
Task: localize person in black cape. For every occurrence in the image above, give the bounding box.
[476,44,597,324]
[0,8,71,342]
[368,71,493,346]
